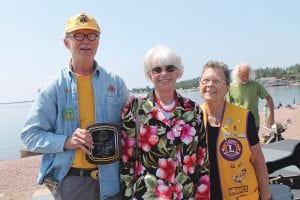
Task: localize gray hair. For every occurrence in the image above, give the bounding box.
[232,63,256,83]
[200,60,230,85]
[143,46,184,79]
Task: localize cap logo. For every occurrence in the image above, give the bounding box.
[77,14,90,25]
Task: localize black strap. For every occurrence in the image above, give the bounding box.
[67,168,97,177]
[135,97,142,163]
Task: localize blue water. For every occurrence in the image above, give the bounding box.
[1,85,299,161]
[0,102,32,161]
[187,85,300,111]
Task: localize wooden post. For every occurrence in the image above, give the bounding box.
[20,148,42,158]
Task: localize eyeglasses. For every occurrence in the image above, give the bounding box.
[150,65,177,74]
[200,77,225,85]
[67,33,99,41]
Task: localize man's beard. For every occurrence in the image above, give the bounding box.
[240,80,249,85]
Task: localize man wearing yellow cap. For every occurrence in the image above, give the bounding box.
[21,13,129,199]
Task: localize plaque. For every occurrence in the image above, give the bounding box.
[86,123,120,164]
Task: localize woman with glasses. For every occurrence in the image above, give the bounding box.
[199,60,272,200]
[120,46,210,199]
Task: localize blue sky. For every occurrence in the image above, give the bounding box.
[1,0,299,103]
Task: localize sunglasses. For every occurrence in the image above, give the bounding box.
[151,65,177,74]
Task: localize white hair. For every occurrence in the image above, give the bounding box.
[232,63,256,83]
[143,45,184,80]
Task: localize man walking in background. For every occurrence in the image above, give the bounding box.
[21,12,129,199]
[226,63,275,132]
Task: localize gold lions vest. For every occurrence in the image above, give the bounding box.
[202,103,259,200]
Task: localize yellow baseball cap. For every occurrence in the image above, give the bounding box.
[65,12,101,34]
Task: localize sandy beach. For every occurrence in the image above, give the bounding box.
[259,104,300,140]
[1,105,299,200]
[0,155,46,200]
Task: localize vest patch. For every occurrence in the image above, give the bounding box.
[220,138,242,161]
[228,185,248,196]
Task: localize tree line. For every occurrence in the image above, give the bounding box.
[130,64,300,93]
[256,64,300,79]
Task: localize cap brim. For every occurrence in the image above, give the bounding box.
[65,27,100,34]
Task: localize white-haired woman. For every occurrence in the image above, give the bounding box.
[120,46,210,199]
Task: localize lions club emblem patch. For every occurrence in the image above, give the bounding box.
[220,138,242,161]
[63,108,74,121]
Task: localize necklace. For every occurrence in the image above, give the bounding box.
[206,103,225,126]
[207,115,221,125]
[154,92,178,112]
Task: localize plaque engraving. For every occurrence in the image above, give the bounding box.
[86,123,120,164]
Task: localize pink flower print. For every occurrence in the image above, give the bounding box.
[180,124,196,145]
[149,108,166,122]
[173,183,183,200]
[183,98,193,111]
[156,158,176,183]
[175,147,182,166]
[154,181,183,200]
[197,147,207,165]
[154,180,173,200]
[121,104,130,118]
[121,131,136,162]
[139,126,159,152]
[199,175,210,186]
[134,161,145,177]
[171,119,196,145]
[196,175,210,200]
[154,180,172,200]
[172,119,185,137]
[183,154,196,174]
[167,130,175,141]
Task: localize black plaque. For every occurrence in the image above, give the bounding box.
[86,123,120,164]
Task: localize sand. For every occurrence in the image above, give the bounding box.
[259,104,300,140]
[0,155,46,200]
[0,105,299,199]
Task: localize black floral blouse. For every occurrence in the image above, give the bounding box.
[120,91,210,199]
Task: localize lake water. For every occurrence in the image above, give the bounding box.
[1,85,299,161]
[0,102,32,161]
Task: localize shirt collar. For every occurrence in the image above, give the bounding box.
[67,60,100,80]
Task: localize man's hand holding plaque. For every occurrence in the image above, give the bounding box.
[86,123,120,164]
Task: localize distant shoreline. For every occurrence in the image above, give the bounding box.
[2,84,299,104]
[0,100,33,105]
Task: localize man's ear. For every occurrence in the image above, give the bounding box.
[64,37,70,49]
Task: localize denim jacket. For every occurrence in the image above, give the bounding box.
[21,61,129,199]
